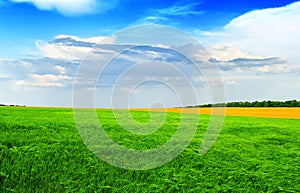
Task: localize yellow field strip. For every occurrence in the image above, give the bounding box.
[23,106,300,119]
[131,107,300,119]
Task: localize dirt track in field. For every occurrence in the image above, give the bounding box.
[132,107,300,119]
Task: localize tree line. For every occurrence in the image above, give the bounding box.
[186,100,300,108]
[0,104,26,107]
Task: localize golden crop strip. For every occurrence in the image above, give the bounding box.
[132,107,300,119]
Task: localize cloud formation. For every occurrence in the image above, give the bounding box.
[212,57,298,74]
[208,43,262,61]
[1,27,297,94]
[15,74,71,87]
[36,34,115,60]
[198,1,300,61]
[9,0,118,16]
[154,3,202,16]
[138,3,202,24]
[194,1,300,77]
[0,57,78,89]
[3,0,300,105]
[224,1,300,59]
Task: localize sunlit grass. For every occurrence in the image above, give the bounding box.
[0,107,299,192]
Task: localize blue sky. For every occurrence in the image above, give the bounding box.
[0,0,300,107]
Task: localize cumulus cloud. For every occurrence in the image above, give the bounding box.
[36,40,92,60]
[55,65,66,74]
[0,56,79,89]
[36,35,115,60]
[198,1,300,61]
[208,43,263,61]
[4,28,298,93]
[9,0,118,16]
[194,2,300,76]
[224,2,300,59]
[15,74,72,87]
[34,35,208,89]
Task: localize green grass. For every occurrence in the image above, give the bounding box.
[0,107,299,192]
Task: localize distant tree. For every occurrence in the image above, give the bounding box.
[194,100,300,108]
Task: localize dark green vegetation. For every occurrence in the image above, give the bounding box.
[186,99,300,108]
[2,100,300,108]
[0,107,299,192]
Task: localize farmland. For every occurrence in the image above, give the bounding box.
[137,107,300,119]
[0,107,299,192]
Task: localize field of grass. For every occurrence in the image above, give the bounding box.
[0,107,299,192]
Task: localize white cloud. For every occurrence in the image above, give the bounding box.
[2,3,300,106]
[154,3,202,16]
[137,3,202,24]
[198,1,300,61]
[253,64,299,74]
[139,16,168,24]
[211,56,299,74]
[208,43,263,61]
[0,73,9,79]
[36,35,115,60]
[55,65,66,74]
[36,40,92,60]
[0,60,9,79]
[225,2,300,58]
[194,2,300,76]
[9,0,118,16]
[225,80,239,86]
[54,34,115,44]
[15,74,71,87]
[190,2,300,102]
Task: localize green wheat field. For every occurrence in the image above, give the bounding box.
[0,107,299,192]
